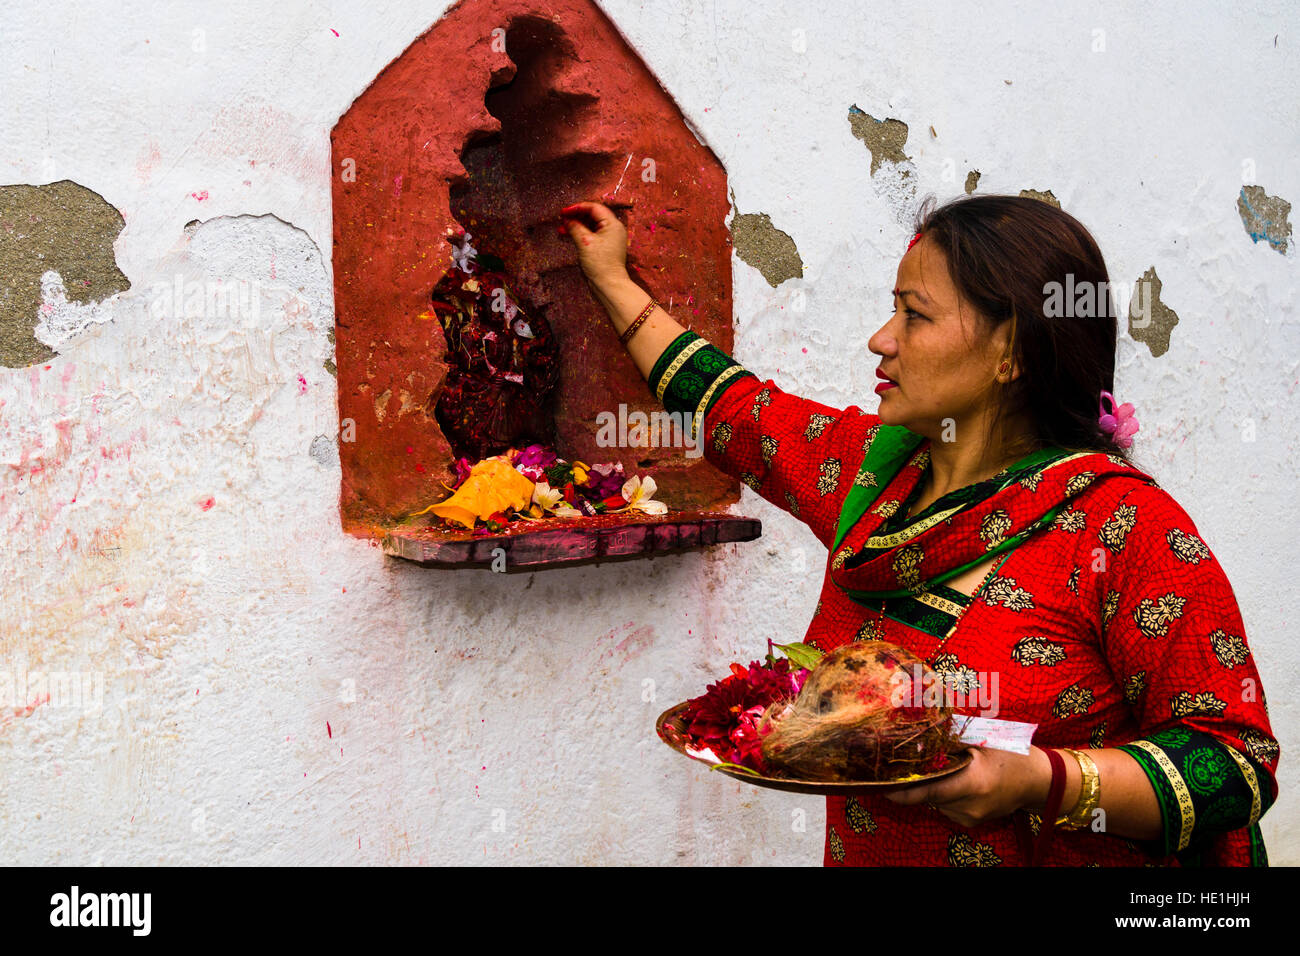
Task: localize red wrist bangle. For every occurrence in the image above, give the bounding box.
[1015,747,1068,866]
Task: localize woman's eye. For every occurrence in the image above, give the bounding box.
[905,309,924,321]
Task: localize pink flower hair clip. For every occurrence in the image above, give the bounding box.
[1099,390,1139,449]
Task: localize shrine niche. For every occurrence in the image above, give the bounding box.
[330,0,760,569]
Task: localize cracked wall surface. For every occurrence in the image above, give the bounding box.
[1019,188,1061,208]
[847,106,911,175]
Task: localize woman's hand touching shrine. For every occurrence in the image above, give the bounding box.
[560,201,630,292]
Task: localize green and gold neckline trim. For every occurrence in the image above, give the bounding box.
[878,582,974,638]
[830,427,1080,603]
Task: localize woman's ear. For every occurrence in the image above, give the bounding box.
[992,311,1021,383]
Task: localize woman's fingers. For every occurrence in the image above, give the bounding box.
[559,212,593,240]
[884,780,941,805]
[559,201,591,226]
[885,751,978,806]
[561,200,605,216]
[559,199,629,283]
[560,200,615,231]
[558,203,596,239]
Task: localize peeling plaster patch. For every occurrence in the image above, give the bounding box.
[0,180,131,368]
[964,170,981,194]
[309,434,338,468]
[847,106,918,225]
[374,388,392,422]
[1237,185,1292,254]
[730,208,803,287]
[186,213,331,321]
[176,213,334,378]
[1129,266,1180,358]
[397,389,424,417]
[35,271,117,351]
[1019,188,1061,208]
[847,105,910,175]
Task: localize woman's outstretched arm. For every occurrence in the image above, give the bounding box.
[560,201,683,380]
[561,201,885,550]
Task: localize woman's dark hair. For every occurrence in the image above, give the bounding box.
[910,193,1142,470]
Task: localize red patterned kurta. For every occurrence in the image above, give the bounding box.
[692,364,1279,867]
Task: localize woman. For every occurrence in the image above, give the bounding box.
[560,194,1279,866]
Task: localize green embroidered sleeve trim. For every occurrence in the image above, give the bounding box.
[695,366,758,437]
[1118,742,1184,857]
[657,338,756,423]
[648,330,700,400]
[1118,727,1272,861]
[647,330,759,440]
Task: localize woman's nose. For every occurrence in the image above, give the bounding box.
[867,319,895,357]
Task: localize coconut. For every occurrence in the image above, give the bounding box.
[757,640,958,782]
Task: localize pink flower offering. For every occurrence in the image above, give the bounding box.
[678,656,808,775]
[1099,390,1139,449]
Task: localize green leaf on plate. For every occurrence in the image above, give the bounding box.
[710,762,762,777]
[772,641,824,671]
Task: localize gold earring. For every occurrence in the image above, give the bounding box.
[998,360,1010,376]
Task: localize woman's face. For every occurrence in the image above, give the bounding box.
[867,236,1015,442]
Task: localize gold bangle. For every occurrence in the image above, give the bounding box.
[1054,748,1101,830]
[620,297,657,345]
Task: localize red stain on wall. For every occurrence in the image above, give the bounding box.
[331,0,740,538]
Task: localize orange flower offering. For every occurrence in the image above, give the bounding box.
[412,457,534,530]
[408,443,668,534]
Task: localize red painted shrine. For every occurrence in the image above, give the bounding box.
[330,0,760,567]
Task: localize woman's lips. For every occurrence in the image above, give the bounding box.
[874,380,898,393]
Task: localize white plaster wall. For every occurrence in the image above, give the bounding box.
[0,0,1295,865]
